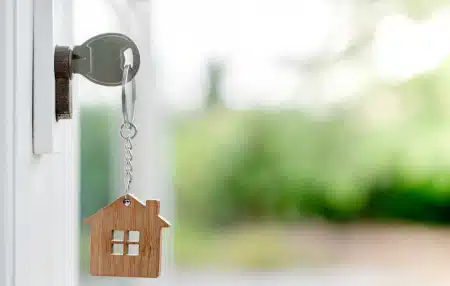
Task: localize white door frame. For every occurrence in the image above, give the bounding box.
[0,0,78,286]
[0,0,16,285]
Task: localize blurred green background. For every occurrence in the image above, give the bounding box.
[79,0,450,276]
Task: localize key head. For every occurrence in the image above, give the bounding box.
[72,33,141,86]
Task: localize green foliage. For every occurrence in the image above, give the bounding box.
[175,58,450,227]
[80,104,121,221]
[399,0,448,20]
[175,110,369,226]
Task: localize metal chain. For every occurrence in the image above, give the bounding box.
[121,121,137,199]
[120,64,137,205]
[123,133,133,194]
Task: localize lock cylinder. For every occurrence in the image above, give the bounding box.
[54,46,72,120]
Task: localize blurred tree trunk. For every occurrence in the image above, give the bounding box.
[205,60,225,110]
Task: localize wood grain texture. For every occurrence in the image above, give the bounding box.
[84,194,170,278]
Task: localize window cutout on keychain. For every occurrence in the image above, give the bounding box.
[128,244,139,256]
[112,244,124,255]
[128,230,140,242]
[112,230,124,241]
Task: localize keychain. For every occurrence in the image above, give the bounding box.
[84,63,170,278]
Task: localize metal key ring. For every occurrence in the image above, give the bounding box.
[120,122,138,139]
[121,64,136,124]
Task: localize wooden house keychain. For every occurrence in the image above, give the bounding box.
[84,63,170,278]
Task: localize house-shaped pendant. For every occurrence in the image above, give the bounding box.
[84,194,170,278]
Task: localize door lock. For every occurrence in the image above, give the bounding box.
[54,33,141,120]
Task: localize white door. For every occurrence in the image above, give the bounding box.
[1,0,77,285]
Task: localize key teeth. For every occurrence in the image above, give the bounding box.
[71,45,91,76]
